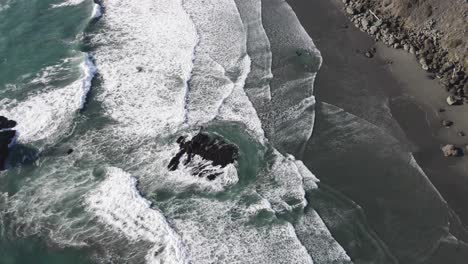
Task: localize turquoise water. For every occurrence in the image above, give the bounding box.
[0,0,93,99]
[0,0,97,262]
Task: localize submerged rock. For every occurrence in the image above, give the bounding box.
[168,132,239,180]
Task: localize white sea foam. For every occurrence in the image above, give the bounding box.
[234,0,273,108]
[260,0,322,156]
[168,154,239,191]
[162,195,314,264]
[0,0,11,13]
[92,0,198,137]
[91,3,102,18]
[182,0,263,135]
[296,208,352,263]
[86,167,190,264]
[0,54,96,144]
[256,150,309,214]
[51,0,86,8]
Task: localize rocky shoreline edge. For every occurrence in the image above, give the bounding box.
[341,0,467,105]
[0,116,17,171]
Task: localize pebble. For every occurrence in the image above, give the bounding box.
[442,120,454,127]
[361,18,369,29]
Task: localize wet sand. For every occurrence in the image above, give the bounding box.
[287,0,468,227]
[286,0,468,262]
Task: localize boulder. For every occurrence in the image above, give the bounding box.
[361,18,369,29]
[0,130,16,171]
[403,44,410,51]
[0,116,16,130]
[346,7,355,15]
[419,58,429,71]
[442,144,461,157]
[387,35,396,46]
[369,26,378,35]
[442,120,453,127]
[0,116,17,171]
[446,95,459,105]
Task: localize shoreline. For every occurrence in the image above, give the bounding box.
[288,0,468,227]
[286,0,468,260]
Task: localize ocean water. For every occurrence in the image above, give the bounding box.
[1,0,466,263]
[0,0,345,262]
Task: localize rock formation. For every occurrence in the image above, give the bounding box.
[168,132,239,180]
[0,116,17,171]
[442,144,462,157]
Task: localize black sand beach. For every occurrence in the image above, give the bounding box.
[286,0,468,262]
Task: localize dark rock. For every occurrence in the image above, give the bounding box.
[136,66,143,72]
[442,120,453,127]
[67,149,74,155]
[458,131,465,137]
[168,132,239,180]
[0,116,17,130]
[438,108,445,113]
[0,130,16,171]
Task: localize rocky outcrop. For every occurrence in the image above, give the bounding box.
[0,116,16,130]
[442,144,462,157]
[341,0,467,104]
[168,132,239,180]
[0,116,17,171]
